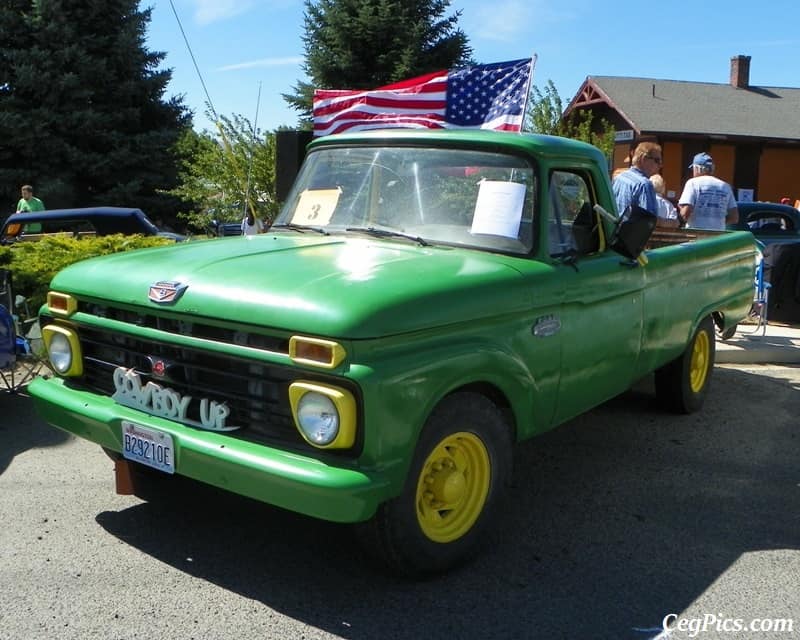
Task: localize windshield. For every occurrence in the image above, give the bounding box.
[274,146,537,254]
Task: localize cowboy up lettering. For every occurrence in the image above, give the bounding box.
[112,367,235,431]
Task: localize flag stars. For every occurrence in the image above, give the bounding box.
[444,58,531,129]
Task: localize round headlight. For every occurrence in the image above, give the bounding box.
[296,392,340,445]
[47,331,73,374]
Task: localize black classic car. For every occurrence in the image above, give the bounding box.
[728,202,800,325]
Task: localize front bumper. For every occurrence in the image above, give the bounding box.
[28,376,391,523]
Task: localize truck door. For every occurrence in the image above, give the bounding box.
[545,170,646,425]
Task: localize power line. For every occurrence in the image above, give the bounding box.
[167,0,258,212]
[167,0,218,121]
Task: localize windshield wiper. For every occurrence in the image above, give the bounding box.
[345,226,431,247]
[270,222,329,235]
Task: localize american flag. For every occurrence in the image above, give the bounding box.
[312,57,534,137]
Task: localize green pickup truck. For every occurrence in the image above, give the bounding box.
[29,130,757,576]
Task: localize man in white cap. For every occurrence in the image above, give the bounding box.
[678,152,738,230]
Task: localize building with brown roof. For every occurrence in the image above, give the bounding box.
[564,55,800,203]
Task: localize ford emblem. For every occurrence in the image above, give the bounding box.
[151,359,167,377]
[148,281,188,304]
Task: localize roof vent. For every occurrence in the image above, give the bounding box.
[730,55,751,88]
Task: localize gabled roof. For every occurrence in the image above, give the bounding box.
[567,76,800,141]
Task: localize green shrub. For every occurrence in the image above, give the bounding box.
[0,235,174,312]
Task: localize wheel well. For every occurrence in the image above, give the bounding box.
[445,382,517,442]
[712,311,738,338]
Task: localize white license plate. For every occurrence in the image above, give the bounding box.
[121,421,175,474]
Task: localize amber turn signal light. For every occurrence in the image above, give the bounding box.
[47,292,77,317]
[289,336,346,369]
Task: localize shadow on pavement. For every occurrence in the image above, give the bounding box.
[0,390,69,476]
[95,366,800,640]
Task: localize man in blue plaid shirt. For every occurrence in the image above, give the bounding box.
[612,142,662,217]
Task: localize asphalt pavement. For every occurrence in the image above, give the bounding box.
[2,363,798,640]
[1,320,799,639]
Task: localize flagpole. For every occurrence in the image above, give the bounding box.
[519,53,538,133]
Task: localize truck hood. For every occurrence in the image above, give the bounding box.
[51,234,541,338]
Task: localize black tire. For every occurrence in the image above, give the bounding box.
[655,316,716,414]
[718,324,737,340]
[355,392,512,577]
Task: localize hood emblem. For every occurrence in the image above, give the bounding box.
[148,281,188,304]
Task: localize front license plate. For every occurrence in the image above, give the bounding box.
[121,421,175,474]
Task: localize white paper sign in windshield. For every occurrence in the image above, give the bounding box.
[470,181,525,238]
[292,188,341,225]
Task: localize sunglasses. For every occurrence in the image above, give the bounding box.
[646,155,663,164]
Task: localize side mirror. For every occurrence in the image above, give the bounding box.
[609,205,657,260]
[571,202,600,255]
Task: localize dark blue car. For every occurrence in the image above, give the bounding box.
[729,201,800,246]
[0,207,185,244]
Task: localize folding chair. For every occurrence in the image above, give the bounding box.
[740,255,771,336]
[0,269,48,393]
[0,336,45,393]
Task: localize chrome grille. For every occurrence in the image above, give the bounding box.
[80,302,289,354]
[72,323,303,448]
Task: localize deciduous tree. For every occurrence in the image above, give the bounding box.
[525,80,615,159]
[170,112,278,233]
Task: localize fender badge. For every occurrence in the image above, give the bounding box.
[533,315,561,337]
[148,281,188,304]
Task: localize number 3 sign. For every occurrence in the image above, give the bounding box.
[292,188,341,225]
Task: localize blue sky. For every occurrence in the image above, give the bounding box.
[146,0,800,134]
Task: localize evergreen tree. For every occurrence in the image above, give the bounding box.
[0,0,190,219]
[284,0,473,124]
[0,0,35,200]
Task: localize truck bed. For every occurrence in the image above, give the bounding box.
[646,227,726,250]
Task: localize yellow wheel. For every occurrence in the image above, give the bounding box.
[415,432,491,543]
[355,392,512,577]
[655,316,716,414]
[688,329,711,393]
